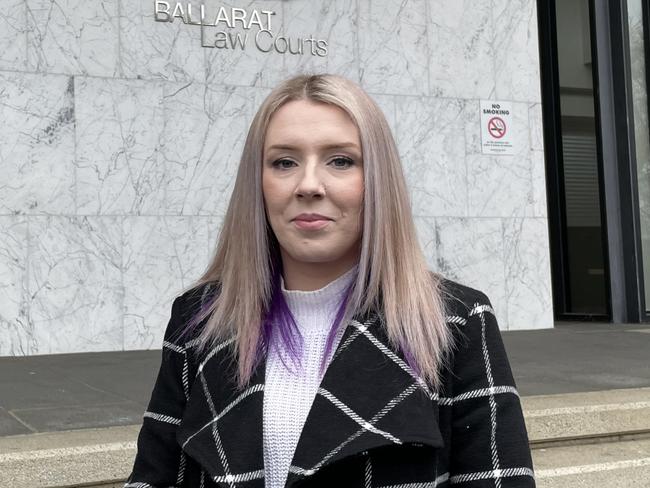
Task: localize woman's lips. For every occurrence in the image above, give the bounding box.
[293,219,331,230]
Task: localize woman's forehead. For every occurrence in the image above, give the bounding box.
[264,100,360,149]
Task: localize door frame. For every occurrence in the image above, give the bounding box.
[592,0,646,322]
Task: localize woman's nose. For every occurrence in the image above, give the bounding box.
[295,161,325,198]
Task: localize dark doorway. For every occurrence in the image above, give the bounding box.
[538,0,611,319]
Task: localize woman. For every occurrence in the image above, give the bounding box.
[125,74,536,488]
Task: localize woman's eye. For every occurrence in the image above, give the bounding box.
[271,158,296,169]
[330,157,354,168]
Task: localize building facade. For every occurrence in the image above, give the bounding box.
[1,0,553,355]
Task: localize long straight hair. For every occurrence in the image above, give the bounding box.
[180,74,456,392]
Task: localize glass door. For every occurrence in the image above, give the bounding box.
[538,0,610,318]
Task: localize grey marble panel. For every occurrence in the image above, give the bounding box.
[253,86,273,110]
[531,150,548,218]
[463,99,482,156]
[529,103,547,219]
[119,0,204,82]
[0,72,75,215]
[396,96,467,217]
[503,217,553,330]
[427,0,495,99]
[0,0,27,71]
[529,102,544,152]
[358,0,428,95]
[75,76,165,214]
[163,83,256,216]
[122,216,211,350]
[26,0,119,76]
[28,216,123,354]
[434,216,507,327]
[493,0,542,102]
[283,0,359,81]
[0,217,30,355]
[203,1,285,87]
[466,153,533,218]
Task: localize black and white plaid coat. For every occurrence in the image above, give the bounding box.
[125,277,536,488]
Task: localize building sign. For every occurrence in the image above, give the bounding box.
[480,100,516,155]
[154,2,328,56]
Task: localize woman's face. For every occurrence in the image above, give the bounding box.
[262,99,364,273]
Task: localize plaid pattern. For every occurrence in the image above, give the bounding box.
[125,278,535,487]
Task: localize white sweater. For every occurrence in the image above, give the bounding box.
[262,264,358,488]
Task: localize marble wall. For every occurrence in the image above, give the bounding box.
[0,0,551,356]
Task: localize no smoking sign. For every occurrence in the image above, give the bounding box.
[480,100,516,155]
[487,116,506,139]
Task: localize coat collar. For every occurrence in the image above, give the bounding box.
[176,308,444,487]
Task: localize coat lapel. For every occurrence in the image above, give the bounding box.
[177,307,444,487]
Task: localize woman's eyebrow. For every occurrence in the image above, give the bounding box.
[319,142,361,151]
[265,144,297,151]
[266,142,361,151]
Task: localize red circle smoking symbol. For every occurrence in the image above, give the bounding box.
[488,117,506,139]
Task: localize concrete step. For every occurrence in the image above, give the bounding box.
[3,387,650,487]
[0,425,137,488]
[522,387,650,446]
[533,437,650,487]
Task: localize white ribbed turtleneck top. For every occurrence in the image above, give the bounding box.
[262,264,358,488]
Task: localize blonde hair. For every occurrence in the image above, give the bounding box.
[182,74,455,392]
